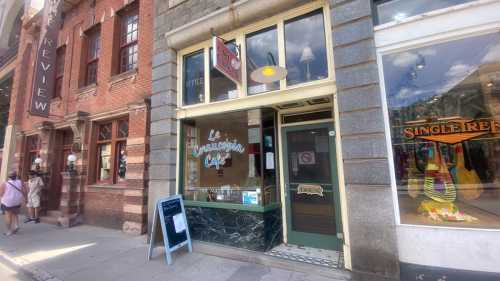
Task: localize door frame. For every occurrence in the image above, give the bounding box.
[280,121,343,250]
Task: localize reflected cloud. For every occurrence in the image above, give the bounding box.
[482,43,500,63]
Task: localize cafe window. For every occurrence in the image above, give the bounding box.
[381,32,500,229]
[85,27,100,85]
[180,5,331,106]
[54,46,65,98]
[374,0,475,25]
[182,109,279,206]
[285,9,328,86]
[119,6,139,73]
[95,119,128,184]
[246,26,279,95]
[183,51,205,106]
[210,42,238,102]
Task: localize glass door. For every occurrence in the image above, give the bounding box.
[282,122,342,250]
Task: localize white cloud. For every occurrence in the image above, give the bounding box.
[392,52,418,67]
[482,43,500,63]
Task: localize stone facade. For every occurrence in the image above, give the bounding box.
[150,0,399,279]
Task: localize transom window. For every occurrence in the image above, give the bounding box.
[96,119,128,184]
[180,6,331,107]
[119,6,139,73]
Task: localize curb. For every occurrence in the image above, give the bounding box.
[0,249,64,281]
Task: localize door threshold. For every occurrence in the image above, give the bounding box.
[265,243,343,269]
[192,241,351,280]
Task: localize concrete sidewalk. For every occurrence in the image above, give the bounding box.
[0,217,350,281]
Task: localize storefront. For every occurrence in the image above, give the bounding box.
[172,1,347,258]
[374,0,500,278]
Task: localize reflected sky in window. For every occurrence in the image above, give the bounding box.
[375,0,474,25]
[285,9,328,86]
[246,26,279,95]
[383,32,500,112]
[183,51,204,106]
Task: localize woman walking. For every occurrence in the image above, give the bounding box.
[0,171,26,236]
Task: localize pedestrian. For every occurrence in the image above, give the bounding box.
[0,171,26,236]
[24,170,43,223]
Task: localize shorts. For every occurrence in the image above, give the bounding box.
[26,193,41,208]
[1,203,21,214]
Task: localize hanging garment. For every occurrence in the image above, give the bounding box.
[424,143,456,203]
[451,143,483,200]
[407,148,422,199]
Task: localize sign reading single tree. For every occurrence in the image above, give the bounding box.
[29,0,63,117]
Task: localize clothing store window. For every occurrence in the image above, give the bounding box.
[182,109,278,205]
[374,0,475,25]
[381,32,500,228]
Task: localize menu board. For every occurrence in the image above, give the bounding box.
[148,195,192,265]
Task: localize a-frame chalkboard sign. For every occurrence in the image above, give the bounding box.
[148,195,192,265]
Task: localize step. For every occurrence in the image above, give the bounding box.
[46,210,62,217]
[192,241,352,280]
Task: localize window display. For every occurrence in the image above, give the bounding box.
[382,32,500,228]
[182,109,278,205]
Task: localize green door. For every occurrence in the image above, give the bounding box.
[282,122,342,250]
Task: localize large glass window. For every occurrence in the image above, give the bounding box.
[246,26,279,95]
[95,119,129,184]
[374,0,475,25]
[182,109,278,205]
[284,9,328,86]
[183,51,204,106]
[382,32,500,228]
[180,7,331,106]
[210,42,238,102]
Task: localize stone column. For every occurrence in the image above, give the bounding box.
[122,99,150,235]
[58,171,83,227]
[330,0,399,280]
[147,38,178,234]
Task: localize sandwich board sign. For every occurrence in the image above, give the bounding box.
[148,195,192,265]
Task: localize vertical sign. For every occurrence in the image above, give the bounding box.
[29,0,63,117]
[212,37,241,85]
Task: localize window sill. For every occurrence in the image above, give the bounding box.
[184,200,281,213]
[109,69,137,86]
[77,83,97,96]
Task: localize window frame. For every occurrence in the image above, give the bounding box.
[95,118,129,185]
[85,27,101,86]
[118,5,139,73]
[177,2,334,108]
[54,45,66,99]
[375,0,500,230]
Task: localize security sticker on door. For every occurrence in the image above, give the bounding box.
[298,151,316,165]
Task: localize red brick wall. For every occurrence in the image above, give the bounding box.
[8,0,152,232]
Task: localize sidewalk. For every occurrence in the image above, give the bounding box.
[0,216,349,281]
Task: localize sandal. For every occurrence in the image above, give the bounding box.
[12,227,19,234]
[3,231,13,236]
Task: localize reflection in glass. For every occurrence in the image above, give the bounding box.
[183,51,204,106]
[375,0,474,25]
[246,26,280,95]
[285,9,328,86]
[98,143,112,181]
[382,32,500,228]
[182,109,278,205]
[210,42,238,102]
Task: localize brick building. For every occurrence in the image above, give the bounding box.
[1,0,152,235]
